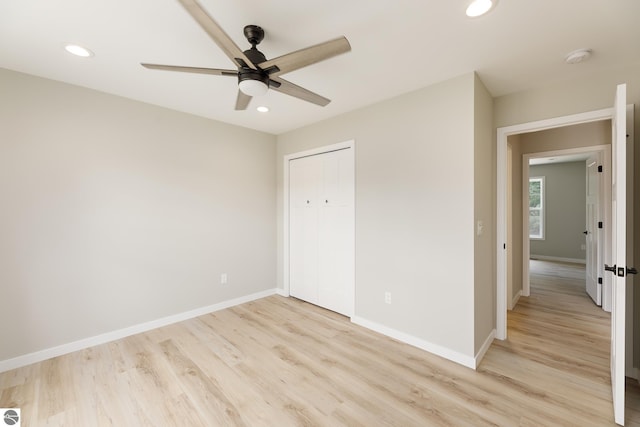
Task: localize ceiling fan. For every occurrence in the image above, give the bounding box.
[141,0,351,110]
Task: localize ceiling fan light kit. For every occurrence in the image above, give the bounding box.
[141,0,351,111]
[239,78,268,97]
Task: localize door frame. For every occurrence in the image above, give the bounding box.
[521,145,611,301]
[282,140,356,313]
[496,108,613,340]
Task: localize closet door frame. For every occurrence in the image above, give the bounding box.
[283,140,355,317]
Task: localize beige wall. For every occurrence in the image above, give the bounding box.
[277,73,480,359]
[521,121,612,154]
[474,74,495,354]
[0,69,277,362]
[494,63,640,131]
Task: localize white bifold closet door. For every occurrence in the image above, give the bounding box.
[289,148,354,316]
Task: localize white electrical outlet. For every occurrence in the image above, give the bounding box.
[384,292,391,304]
[220,273,228,285]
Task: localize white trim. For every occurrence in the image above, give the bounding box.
[497,123,507,339]
[625,104,635,376]
[475,329,496,368]
[351,316,476,369]
[282,155,291,298]
[497,108,613,340]
[602,146,613,312]
[275,288,289,297]
[527,176,545,240]
[522,164,532,296]
[284,140,354,162]
[500,108,614,136]
[0,288,278,373]
[282,140,356,316]
[530,254,586,264]
[509,289,522,310]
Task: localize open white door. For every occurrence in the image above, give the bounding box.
[586,153,602,305]
[608,83,627,425]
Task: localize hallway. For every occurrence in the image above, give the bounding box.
[481,260,640,425]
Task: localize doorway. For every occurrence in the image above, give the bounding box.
[496,108,615,340]
[521,146,611,309]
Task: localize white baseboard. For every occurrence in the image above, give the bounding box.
[530,254,586,264]
[0,288,278,373]
[474,329,496,368]
[350,316,476,370]
[275,288,289,297]
[509,290,522,310]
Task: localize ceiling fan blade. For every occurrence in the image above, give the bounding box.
[141,63,237,76]
[259,37,351,77]
[269,77,330,107]
[235,90,252,110]
[177,0,257,70]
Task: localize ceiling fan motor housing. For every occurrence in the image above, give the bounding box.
[238,67,269,88]
[239,27,269,88]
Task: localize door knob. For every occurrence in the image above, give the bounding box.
[605,264,637,277]
[583,230,588,235]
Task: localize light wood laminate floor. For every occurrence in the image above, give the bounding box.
[2,260,640,426]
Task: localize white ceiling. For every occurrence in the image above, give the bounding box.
[2,0,639,135]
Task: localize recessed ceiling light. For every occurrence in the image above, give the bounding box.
[257,106,269,113]
[565,48,592,64]
[466,0,495,17]
[64,44,94,58]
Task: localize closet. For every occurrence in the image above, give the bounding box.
[289,146,354,316]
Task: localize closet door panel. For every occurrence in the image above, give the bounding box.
[318,149,354,316]
[322,150,352,207]
[289,156,321,304]
[318,205,353,315]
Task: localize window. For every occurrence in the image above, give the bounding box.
[529,177,544,239]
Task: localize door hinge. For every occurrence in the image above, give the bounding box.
[503,243,506,249]
[598,165,603,173]
[598,277,603,284]
[598,221,603,229]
